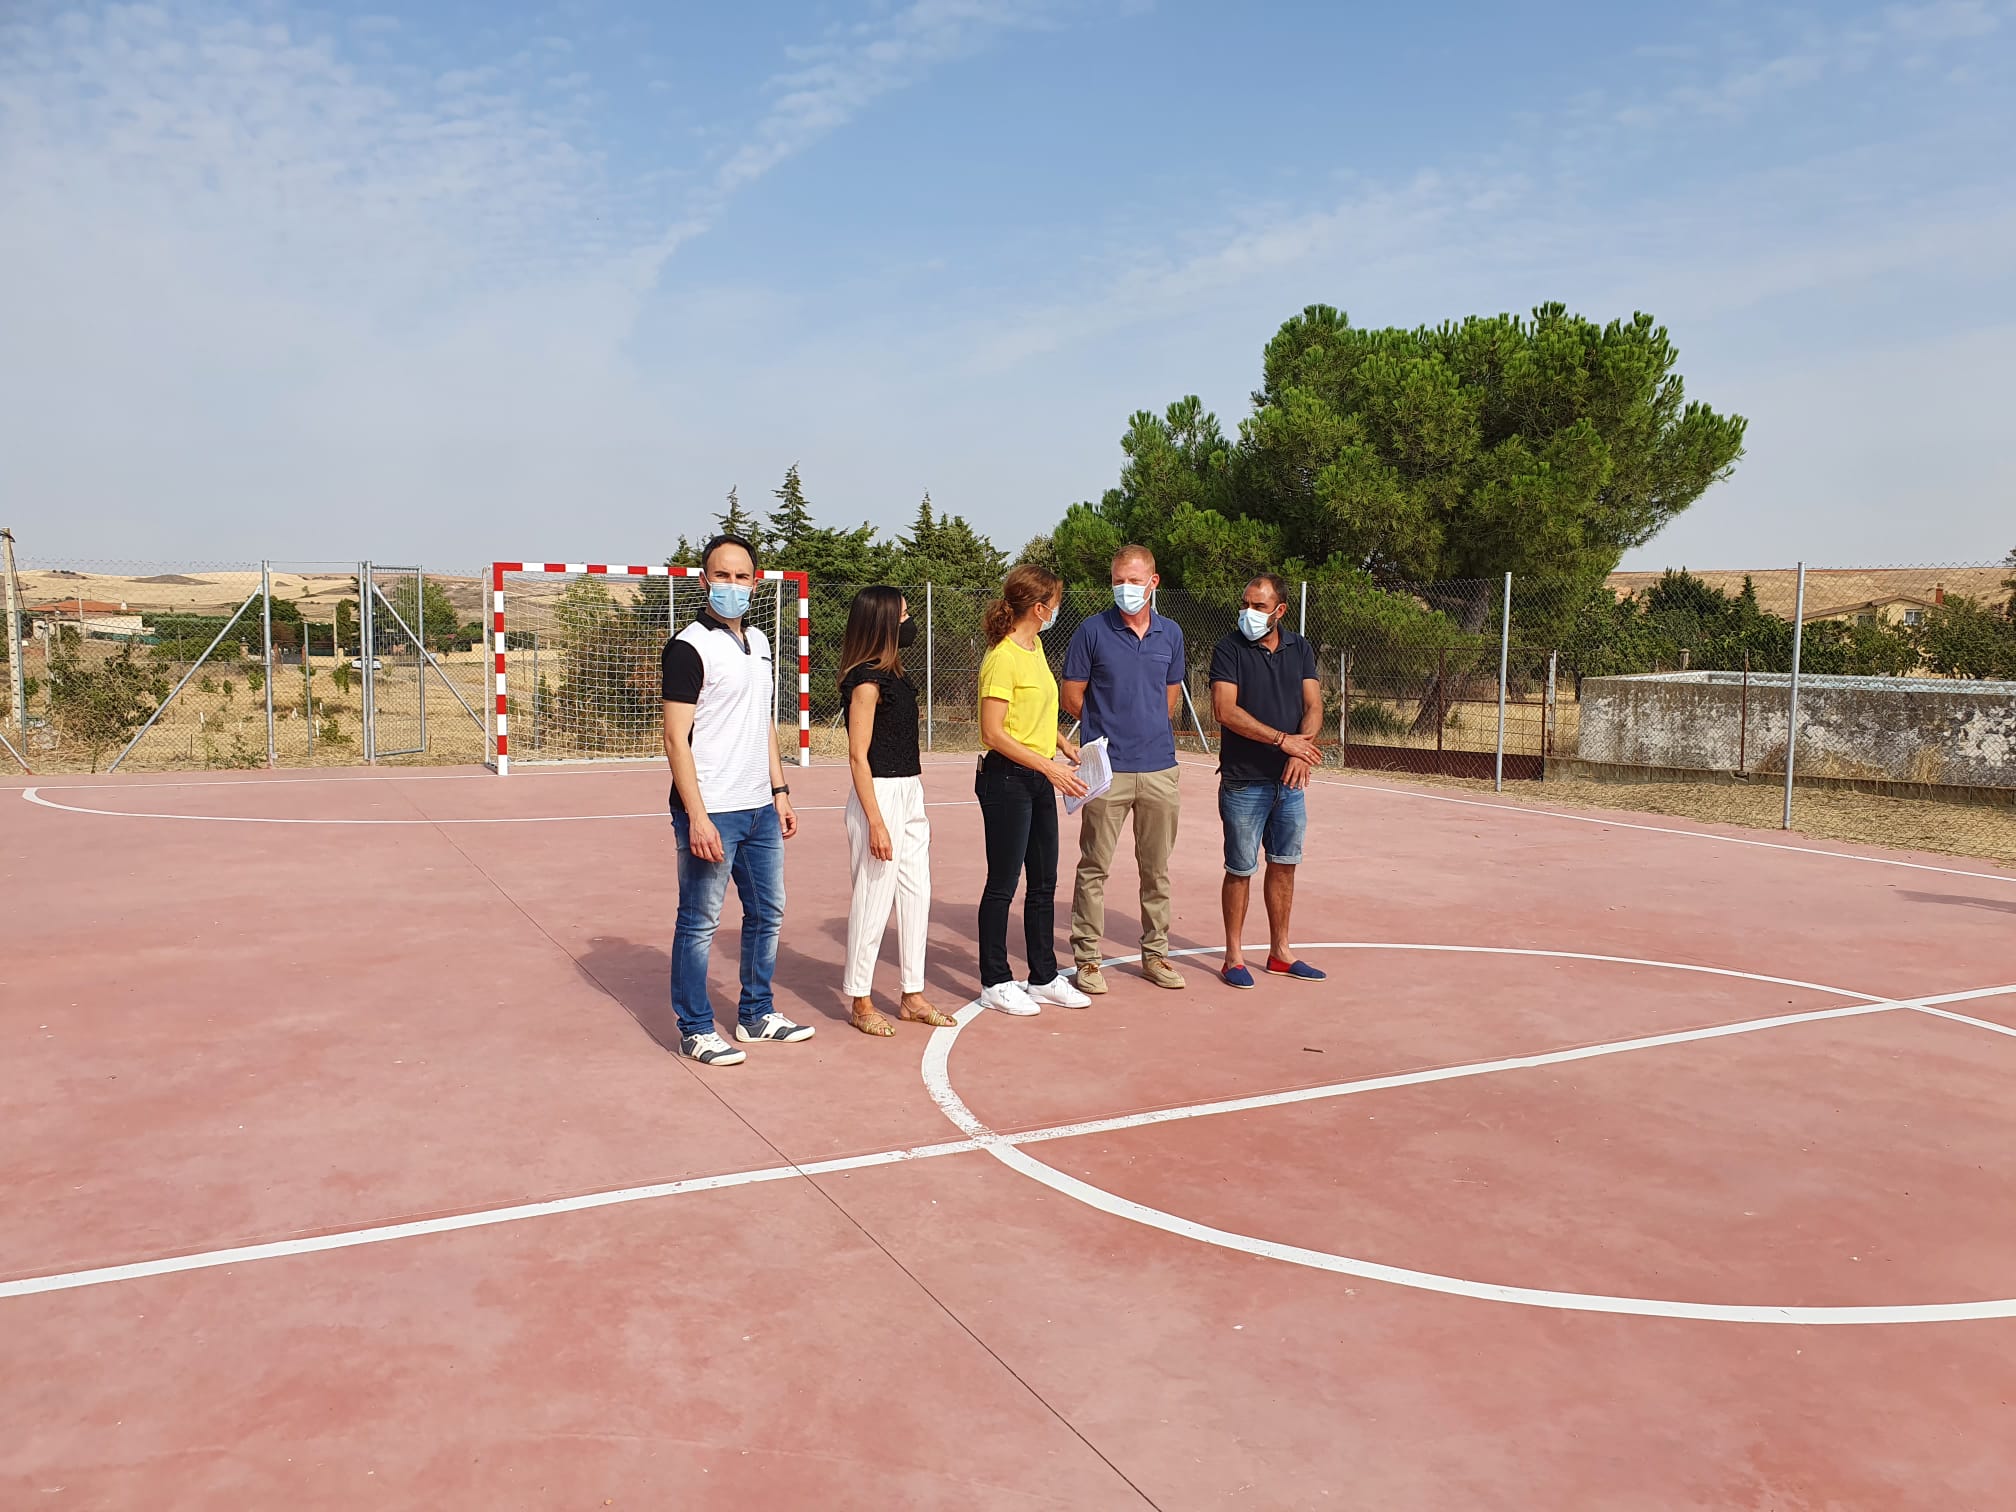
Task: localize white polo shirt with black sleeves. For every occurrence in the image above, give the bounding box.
[661,611,776,816]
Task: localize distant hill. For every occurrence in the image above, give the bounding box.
[1605,566,2010,618]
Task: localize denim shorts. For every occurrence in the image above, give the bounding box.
[1218,780,1307,877]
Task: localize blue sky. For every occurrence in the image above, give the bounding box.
[2,0,2012,571]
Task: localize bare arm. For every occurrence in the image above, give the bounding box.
[1166,682,1182,721]
[1060,679,1087,719]
[1211,680,1321,764]
[846,682,892,859]
[662,701,723,861]
[1280,677,1326,789]
[769,707,796,841]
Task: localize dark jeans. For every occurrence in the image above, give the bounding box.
[975,755,1060,989]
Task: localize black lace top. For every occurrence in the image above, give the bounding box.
[840,665,922,778]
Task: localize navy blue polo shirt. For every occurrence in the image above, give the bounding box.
[1209,628,1319,783]
[1061,606,1186,773]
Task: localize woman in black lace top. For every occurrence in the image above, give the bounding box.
[838,587,953,1036]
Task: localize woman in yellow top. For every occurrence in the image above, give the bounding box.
[975,563,1090,1016]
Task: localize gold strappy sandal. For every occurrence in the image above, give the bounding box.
[899,995,956,1029]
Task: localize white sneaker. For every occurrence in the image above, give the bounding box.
[679,1031,746,1067]
[735,1013,815,1043]
[979,982,1041,1016]
[1023,976,1092,1009]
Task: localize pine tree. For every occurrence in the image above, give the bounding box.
[900,493,939,558]
[716,486,758,541]
[768,464,815,553]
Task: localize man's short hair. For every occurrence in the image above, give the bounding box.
[700,533,759,576]
[1112,544,1157,575]
[1248,573,1290,608]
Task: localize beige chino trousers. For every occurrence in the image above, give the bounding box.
[1069,765,1181,965]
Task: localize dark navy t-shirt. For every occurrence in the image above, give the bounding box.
[1061,607,1186,773]
[1209,628,1319,783]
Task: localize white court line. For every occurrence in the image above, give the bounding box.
[925,949,2016,1326]
[1911,1004,2016,1040]
[8,964,2012,1304]
[1174,756,2016,888]
[0,1140,978,1300]
[15,788,978,825]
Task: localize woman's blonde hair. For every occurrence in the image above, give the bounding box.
[984,563,1061,646]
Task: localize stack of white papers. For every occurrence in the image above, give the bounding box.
[1064,736,1114,815]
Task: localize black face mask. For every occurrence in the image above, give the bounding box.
[898,618,917,649]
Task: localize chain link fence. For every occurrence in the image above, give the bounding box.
[6,551,2010,864]
[1,558,489,773]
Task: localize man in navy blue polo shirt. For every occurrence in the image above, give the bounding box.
[1061,545,1188,994]
[1208,572,1326,989]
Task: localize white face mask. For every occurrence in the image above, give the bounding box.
[1238,607,1275,641]
[1039,605,1059,633]
[1113,582,1150,615]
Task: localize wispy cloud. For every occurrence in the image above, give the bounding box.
[953,2,2016,398]
[0,0,1119,557]
[628,0,1071,271]
[1883,1,2003,41]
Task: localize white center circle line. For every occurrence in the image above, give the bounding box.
[922,944,2016,1325]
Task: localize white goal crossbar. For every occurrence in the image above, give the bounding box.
[489,562,811,775]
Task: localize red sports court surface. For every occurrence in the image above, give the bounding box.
[4,757,2015,1510]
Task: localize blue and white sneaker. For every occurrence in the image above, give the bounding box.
[679,1031,746,1066]
[736,1013,816,1043]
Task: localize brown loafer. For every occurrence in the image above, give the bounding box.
[1074,962,1109,995]
[1142,956,1186,990]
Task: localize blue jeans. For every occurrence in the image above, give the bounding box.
[1218,780,1307,877]
[670,805,785,1038]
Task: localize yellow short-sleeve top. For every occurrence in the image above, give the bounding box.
[977,635,1058,760]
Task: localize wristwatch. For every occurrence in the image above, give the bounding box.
[772,784,791,797]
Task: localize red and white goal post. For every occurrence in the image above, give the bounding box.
[488,562,811,775]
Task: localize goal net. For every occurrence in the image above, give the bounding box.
[488,563,810,774]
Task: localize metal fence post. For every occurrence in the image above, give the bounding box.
[262,560,276,768]
[1435,647,1446,754]
[2,527,26,740]
[1739,649,1750,774]
[360,561,375,763]
[1299,580,1307,637]
[304,638,314,762]
[1494,571,1511,792]
[1783,562,1806,829]
[415,566,427,755]
[925,580,934,753]
[1340,650,1351,746]
[1543,649,1557,757]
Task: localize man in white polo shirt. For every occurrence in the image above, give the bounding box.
[662,534,813,1067]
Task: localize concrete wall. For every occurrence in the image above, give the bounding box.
[1575,672,2016,789]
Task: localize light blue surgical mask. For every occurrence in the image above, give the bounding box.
[709,583,752,620]
[1039,607,1059,634]
[1113,583,1151,615]
[1239,607,1275,641]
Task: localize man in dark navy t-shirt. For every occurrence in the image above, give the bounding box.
[1207,573,1326,989]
